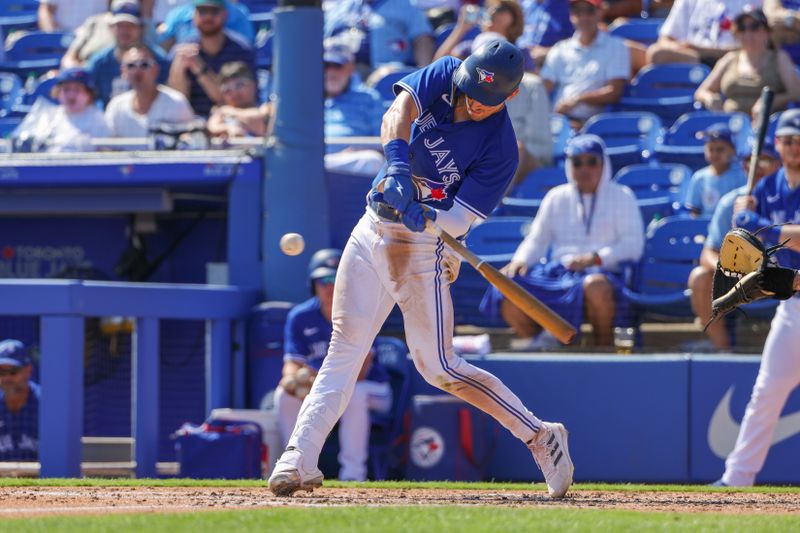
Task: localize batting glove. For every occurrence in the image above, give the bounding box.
[734,210,781,245]
[401,202,436,232]
[382,172,415,214]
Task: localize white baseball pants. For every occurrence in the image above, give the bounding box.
[284,211,543,473]
[722,297,800,486]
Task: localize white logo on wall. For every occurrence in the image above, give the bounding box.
[0,245,88,278]
[410,426,444,468]
[708,386,800,458]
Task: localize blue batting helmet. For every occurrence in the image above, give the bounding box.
[308,248,342,281]
[454,39,524,106]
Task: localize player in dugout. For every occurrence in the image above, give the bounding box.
[268,40,574,500]
[0,340,39,461]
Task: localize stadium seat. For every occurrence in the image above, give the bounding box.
[239,0,277,13]
[22,73,58,106]
[654,111,752,170]
[0,72,23,117]
[0,116,21,138]
[0,1,38,33]
[608,18,664,45]
[370,66,417,104]
[495,166,567,217]
[433,22,481,51]
[622,215,710,319]
[580,111,661,173]
[615,63,710,124]
[614,163,692,223]
[551,113,573,166]
[0,31,74,75]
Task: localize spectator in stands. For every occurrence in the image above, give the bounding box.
[646,0,752,66]
[684,124,747,216]
[274,249,392,482]
[540,0,630,125]
[601,0,675,22]
[0,340,39,461]
[105,45,194,137]
[207,61,268,138]
[38,0,107,33]
[62,0,132,69]
[167,0,256,117]
[688,136,781,350]
[433,1,525,62]
[694,6,800,118]
[156,0,254,51]
[483,134,644,348]
[517,0,574,69]
[765,0,800,49]
[85,2,171,106]
[505,66,554,186]
[324,0,435,73]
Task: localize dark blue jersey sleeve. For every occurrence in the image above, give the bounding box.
[393,56,460,117]
[283,309,310,363]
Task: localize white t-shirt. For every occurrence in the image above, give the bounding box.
[659,0,758,48]
[45,106,110,152]
[39,0,108,33]
[105,85,195,137]
[540,32,630,120]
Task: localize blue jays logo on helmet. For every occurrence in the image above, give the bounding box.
[476,67,495,84]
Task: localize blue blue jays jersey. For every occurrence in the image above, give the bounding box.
[284,297,388,383]
[0,381,39,461]
[753,168,800,270]
[374,56,519,219]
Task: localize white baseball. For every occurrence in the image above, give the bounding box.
[280,233,305,256]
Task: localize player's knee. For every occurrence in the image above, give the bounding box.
[583,274,613,304]
[689,265,713,290]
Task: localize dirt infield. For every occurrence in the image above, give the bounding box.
[2,486,800,517]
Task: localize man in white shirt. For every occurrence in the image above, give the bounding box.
[483,134,644,348]
[38,0,108,33]
[540,0,630,124]
[105,45,194,138]
[646,0,755,65]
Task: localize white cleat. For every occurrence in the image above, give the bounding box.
[268,448,324,497]
[528,422,574,499]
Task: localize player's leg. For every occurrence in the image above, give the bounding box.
[270,215,395,495]
[582,273,614,347]
[273,385,303,448]
[721,299,800,486]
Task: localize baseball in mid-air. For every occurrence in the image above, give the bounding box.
[280,232,305,256]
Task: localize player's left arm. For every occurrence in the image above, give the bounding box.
[380,90,418,144]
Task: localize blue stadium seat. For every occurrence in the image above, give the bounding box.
[614,163,692,223]
[551,113,573,166]
[580,111,661,173]
[0,116,21,138]
[23,74,58,105]
[622,215,710,318]
[608,18,664,45]
[0,72,23,117]
[0,31,74,75]
[0,1,38,33]
[616,63,710,123]
[239,0,277,13]
[370,66,417,103]
[495,166,567,217]
[654,111,752,170]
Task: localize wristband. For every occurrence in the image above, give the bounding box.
[383,139,410,174]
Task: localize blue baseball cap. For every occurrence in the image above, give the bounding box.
[323,42,354,65]
[110,0,141,24]
[697,123,735,147]
[56,67,96,95]
[565,134,606,158]
[0,340,31,367]
[776,109,800,137]
[748,133,780,160]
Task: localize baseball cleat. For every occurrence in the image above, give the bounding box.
[268,448,324,497]
[528,421,574,499]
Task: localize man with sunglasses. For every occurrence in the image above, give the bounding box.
[270,40,575,500]
[106,45,195,138]
[167,0,255,117]
[273,249,392,482]
[0,340,39,461]
[485,134,644,349]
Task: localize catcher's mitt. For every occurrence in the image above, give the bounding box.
[705,228,796,328]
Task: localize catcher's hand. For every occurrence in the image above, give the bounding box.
[705,227,795,328]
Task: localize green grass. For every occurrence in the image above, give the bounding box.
[5,507,800,533]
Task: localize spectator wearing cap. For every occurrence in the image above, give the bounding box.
[765,0,800,49]
[647,0,752,66]
[38,0,107,33]
[324,0,434,73]
[105,45,194,137]
[167,0,256,118]
[84,1,172,106]
[482,134,644,348]
[207,61,269,138]
[688,134,781,351]
[517,0,574,68]
[0,340,40,461]
[433,0,525,62]
[156,0,254,51]
[540,0,630,125]
[695,6,800,119]
[683,124,747,216]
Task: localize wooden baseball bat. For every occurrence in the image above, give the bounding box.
[747,86,775,194]
[426,221,577,345]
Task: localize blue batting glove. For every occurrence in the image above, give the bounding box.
[382,173,414,213]
[734,210,781,245]
[401,202,436,232]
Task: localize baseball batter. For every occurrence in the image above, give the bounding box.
[269,40,574,498]
[717,109,800,486]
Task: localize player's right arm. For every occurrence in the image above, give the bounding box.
[380,90,418,145]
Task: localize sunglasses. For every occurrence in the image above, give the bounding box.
[571,155,600,168]
[0,366,21,377]
[736,20,764,32]
[124,59,155,70]
[316,275,336,286]
[197,6,222,16]
[221,79,249,93]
